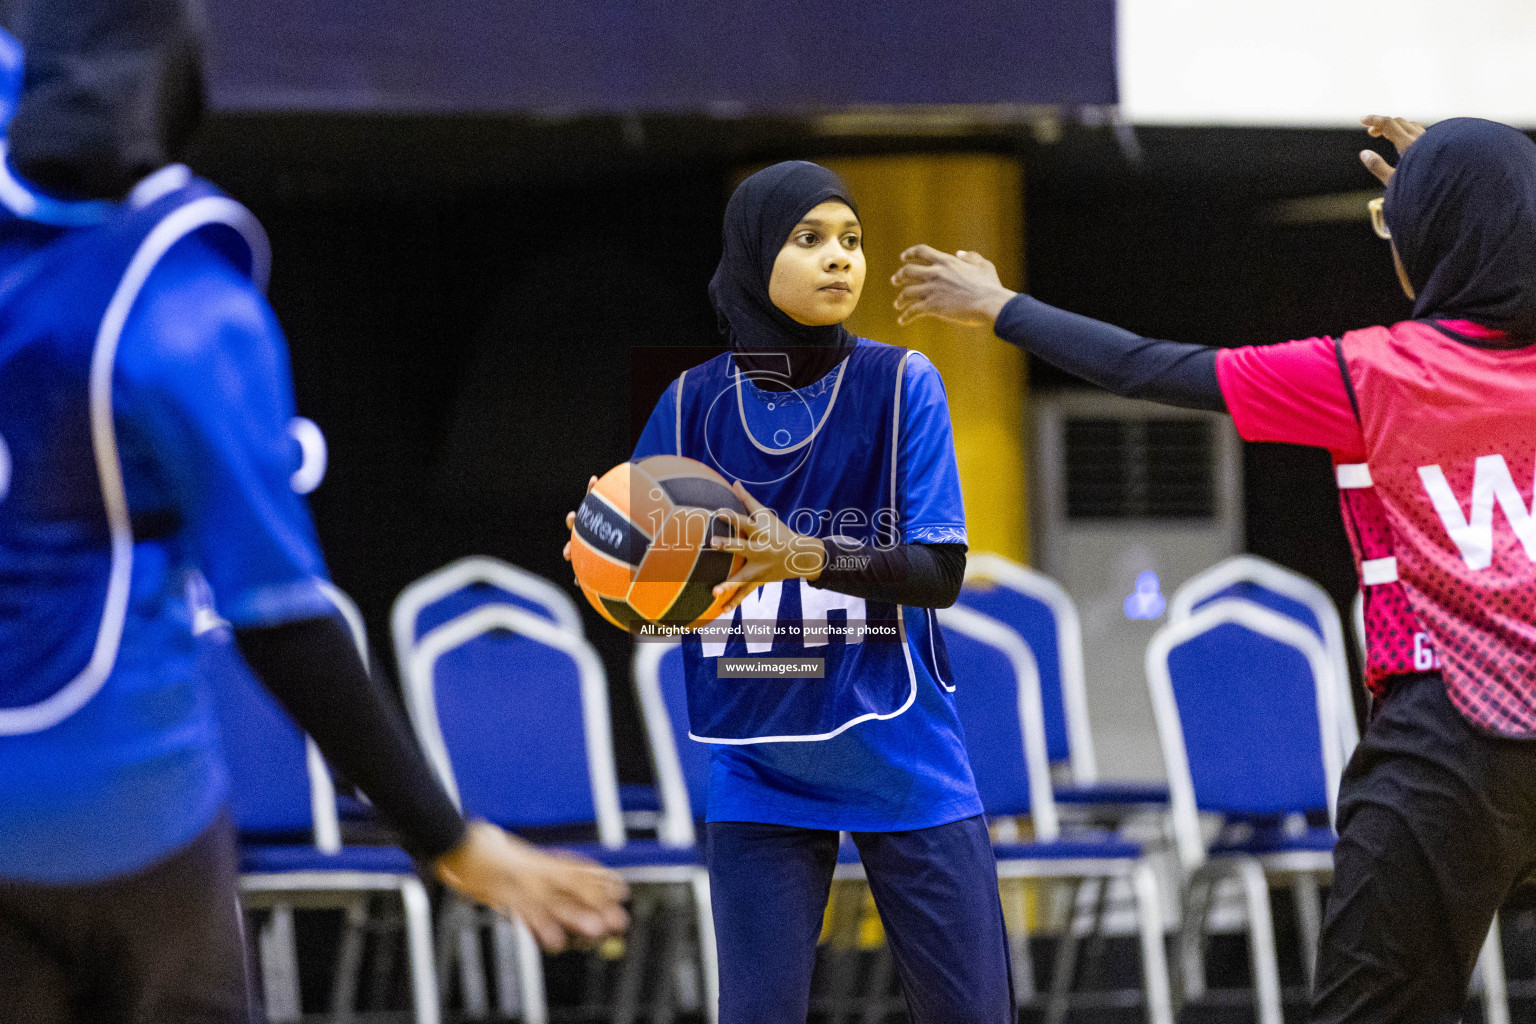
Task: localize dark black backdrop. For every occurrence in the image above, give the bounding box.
[186,116,1416,779]
[233,168,730,776]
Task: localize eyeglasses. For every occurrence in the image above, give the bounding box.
[1368,197,1390,240]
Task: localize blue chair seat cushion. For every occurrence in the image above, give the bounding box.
[1210,824,1335,856]
[553,840,701,869]
[1054,781,1170,806]
[241,843,418,875]
[992,834,1144,862]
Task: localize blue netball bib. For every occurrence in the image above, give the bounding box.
[634,340,981,830]
[0,175,268,733]
[670,343,929,743]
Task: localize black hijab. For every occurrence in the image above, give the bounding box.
[1384,117,1536,342]
[709,160,859,392]
[6,0,206,200]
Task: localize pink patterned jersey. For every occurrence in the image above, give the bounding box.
[1216,338,1440,701]
[1339,321,1536,734]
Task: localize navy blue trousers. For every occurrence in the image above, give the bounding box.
[706,814,1013,1024]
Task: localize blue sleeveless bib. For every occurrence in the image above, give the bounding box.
[0,175,265,734]
[675,343,950,743]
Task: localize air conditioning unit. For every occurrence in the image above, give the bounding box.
[1034,392,1243,781]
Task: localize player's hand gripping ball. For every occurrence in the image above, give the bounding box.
[567,456,748,631]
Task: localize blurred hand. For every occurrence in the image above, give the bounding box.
[562,475,600,563]
[435,820,629,952]
[890,245,1018,328]
[1360,115,1427,185]
[709,481,826,614]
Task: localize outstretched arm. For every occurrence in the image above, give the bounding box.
[890,247,1225,412]
[993,290,1223,412]
[888,246,1363,451]
[890,114,1429,429]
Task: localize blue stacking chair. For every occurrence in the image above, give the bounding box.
[199,580,441,1024]
[1147,597,1349,1024]
[1171,555,1388,1000]
[1154,594,1510,1024]
[391,555,585,664]
[392,557,662,829]
[937,604,1175,1024]
[403,603,714,1024]
[394,558,656,1020]
[1169,554,1359,758]
[961,553,1168,808]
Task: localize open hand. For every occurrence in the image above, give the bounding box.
[891,245,1018,328]
[709,481,826,614]
[435,820,629,952]
[1360,115,1427,185]
[562,475,599,562]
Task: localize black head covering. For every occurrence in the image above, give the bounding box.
[6,0,205,200]
[709,160,859,392]
[1384,117,1536,341]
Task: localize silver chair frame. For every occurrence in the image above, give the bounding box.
[406,606,714,1024]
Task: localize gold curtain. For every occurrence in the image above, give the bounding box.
[821,154,1029,562]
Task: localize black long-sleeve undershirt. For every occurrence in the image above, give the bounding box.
[235,615,467,862]
[808,541,966,608]
[994,294,1227,413]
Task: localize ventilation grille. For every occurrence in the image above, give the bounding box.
[1064,418,1215,519]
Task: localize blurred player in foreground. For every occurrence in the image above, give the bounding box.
[614,161,1011,1023]
[895,114,1536,1024]
[0,2,625,1020]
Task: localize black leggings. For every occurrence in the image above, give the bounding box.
[0,812,251,1024]
[1312,675,1536,1024]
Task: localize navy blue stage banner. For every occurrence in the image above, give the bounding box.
[205,1,1115,113]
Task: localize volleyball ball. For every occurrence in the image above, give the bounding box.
[569,456,748,631]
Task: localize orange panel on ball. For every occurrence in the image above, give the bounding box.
[631,507,739,625]
[569,536,634,600]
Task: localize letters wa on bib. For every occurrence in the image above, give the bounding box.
[1341,119,1536,733]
